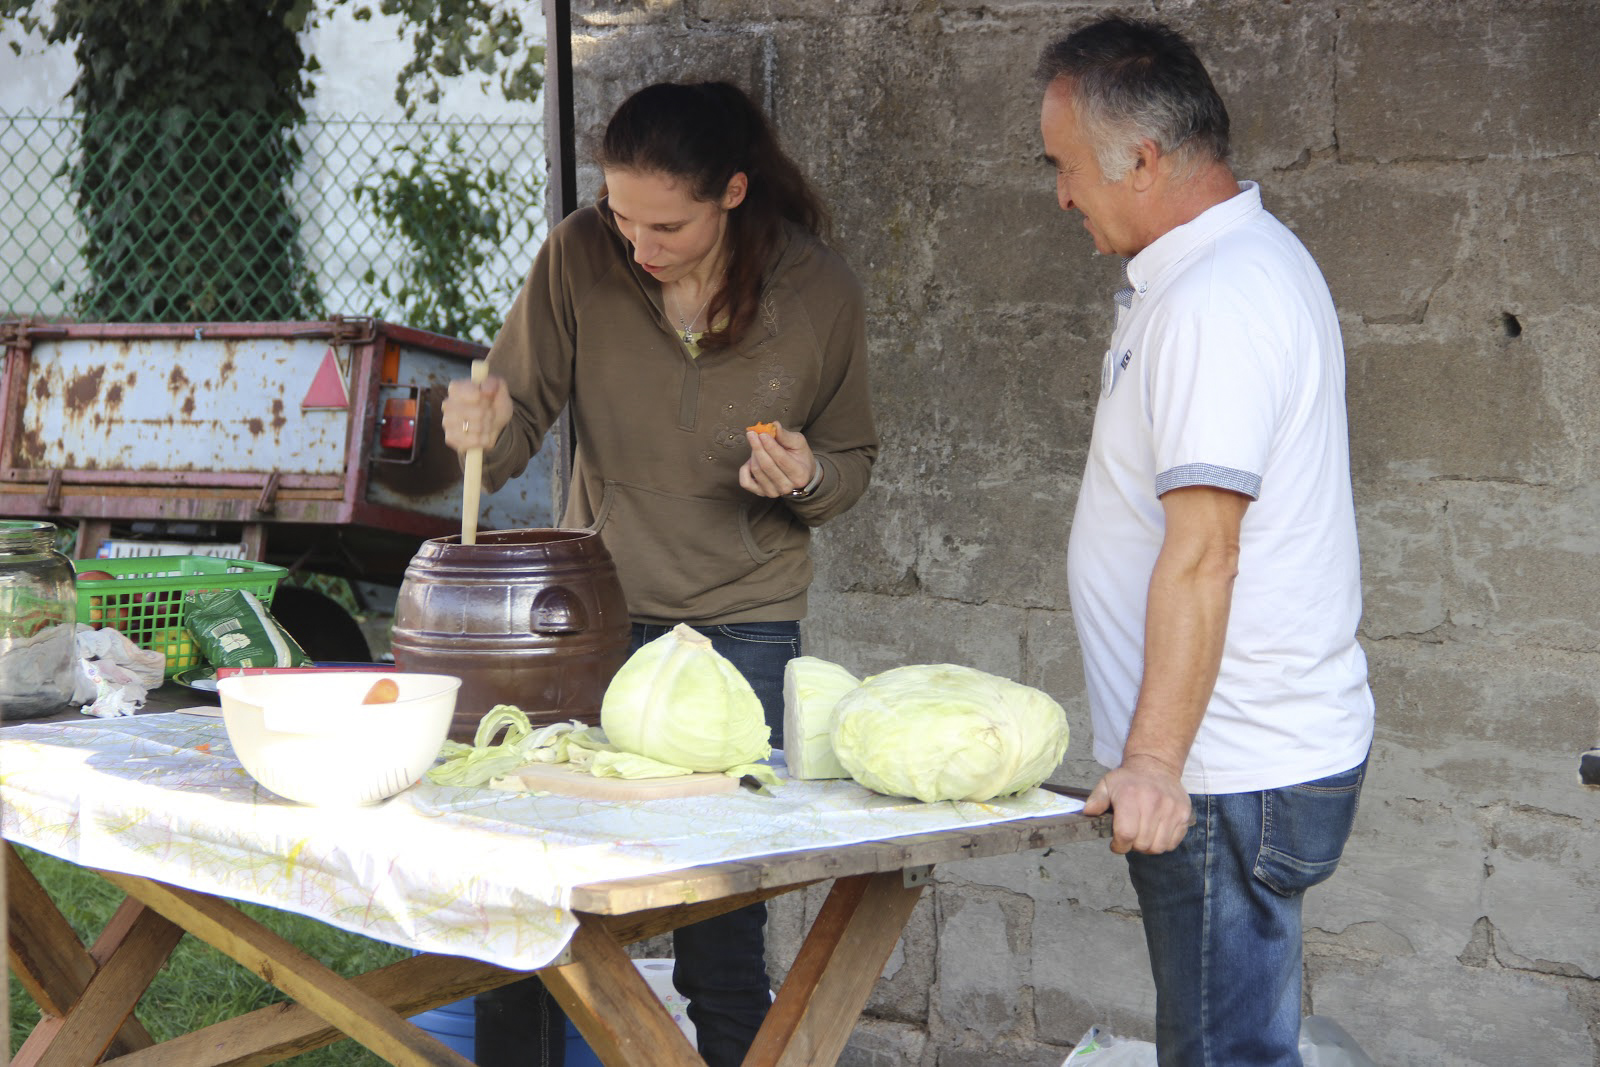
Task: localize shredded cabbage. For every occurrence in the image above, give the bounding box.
[428,706,598,787]
[428,630,784,790]
[830,663,1069,803]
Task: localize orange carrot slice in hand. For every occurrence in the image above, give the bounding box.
[747,421,778,437]
[361,677,401,704]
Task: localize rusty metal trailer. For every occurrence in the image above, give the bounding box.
[0,317,554,657]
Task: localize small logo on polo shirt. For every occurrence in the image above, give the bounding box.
[1101,348,1133,397]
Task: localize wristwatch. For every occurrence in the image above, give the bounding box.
[788,460,824,500]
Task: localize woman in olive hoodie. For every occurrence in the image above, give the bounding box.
[443,81,877,1067]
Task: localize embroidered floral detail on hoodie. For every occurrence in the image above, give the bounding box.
[753,360,795,410]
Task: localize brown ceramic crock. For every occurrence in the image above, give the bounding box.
[390,528,632,743]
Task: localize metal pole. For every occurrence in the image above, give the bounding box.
[543,0,579,512]
[544,0,578,224]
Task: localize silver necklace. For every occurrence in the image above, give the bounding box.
[669,283,717,344]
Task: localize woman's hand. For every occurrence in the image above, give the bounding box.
[442,374,513,454]
[739,422,818,498]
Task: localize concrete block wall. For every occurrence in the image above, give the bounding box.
[569,2,1600,1062]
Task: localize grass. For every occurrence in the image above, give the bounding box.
[9,843,414,1063]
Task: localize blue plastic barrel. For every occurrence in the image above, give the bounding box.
[408,995,476,1060]
[565,1018,605,1066]
[407,992,606,1065]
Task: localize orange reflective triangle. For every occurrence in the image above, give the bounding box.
[302,347,349,409]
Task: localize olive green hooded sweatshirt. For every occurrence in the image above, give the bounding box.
[481,201,878,625]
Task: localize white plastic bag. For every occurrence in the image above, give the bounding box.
[1299,1015,1379,1067]
[1061,1027,1157,1066]
[74,624,166,717]
[1061,1017,1376,1067]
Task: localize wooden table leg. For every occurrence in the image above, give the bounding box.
[5,842,161,1056]
[742,870,926,1067]
[95,889,802,1067]
[100,871,477,1067]
[101,953,527,1067]
[541,913,705,1067]
[11,842,920,1067]
[14,897,186,1067]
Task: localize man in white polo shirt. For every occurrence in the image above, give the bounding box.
[1038,16,1375,1066]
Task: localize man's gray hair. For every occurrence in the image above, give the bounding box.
[1037,15,1231,182]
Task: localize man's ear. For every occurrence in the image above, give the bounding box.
[1129,139,1162,192]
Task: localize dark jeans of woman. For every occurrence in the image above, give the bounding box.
[475,620,799,1067]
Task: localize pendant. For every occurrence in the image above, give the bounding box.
[681,327,694,343]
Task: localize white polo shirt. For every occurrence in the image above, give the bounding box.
[1066,182,1375,795]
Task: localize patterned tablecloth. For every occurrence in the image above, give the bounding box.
[0,713,1084,971]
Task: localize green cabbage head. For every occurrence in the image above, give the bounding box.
[601,624,771,772]
[782,656,861,779]
[830,663,1069,802]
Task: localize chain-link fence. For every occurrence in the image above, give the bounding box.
[0,111,546,344]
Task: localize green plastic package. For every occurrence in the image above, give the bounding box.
[184,588,313,669]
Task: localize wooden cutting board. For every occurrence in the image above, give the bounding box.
[490,761,742,800]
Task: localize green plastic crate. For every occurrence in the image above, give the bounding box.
[73,556,288,676]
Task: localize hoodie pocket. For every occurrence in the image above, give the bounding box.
[590,480,807,612]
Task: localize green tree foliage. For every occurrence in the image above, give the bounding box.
[340,1,546,117]
[70,108,325,321]
[3,0,322,321]
[354,132,542,342]
[1,0,546,118]
[0,0,546,327]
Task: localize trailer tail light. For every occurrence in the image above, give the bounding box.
[379,396,418,450]
[381,340,401,384]
[375,383,426,464]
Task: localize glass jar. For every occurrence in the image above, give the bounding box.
[0,520,79,720]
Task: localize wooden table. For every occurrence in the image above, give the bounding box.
[7,799,1107,1067]
[5,692,1109,1066]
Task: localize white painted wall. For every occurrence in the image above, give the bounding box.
[0,6,545,121]
[305,4,543,122]
[0,16,75,114]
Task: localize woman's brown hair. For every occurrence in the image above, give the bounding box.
[597,81,829,351]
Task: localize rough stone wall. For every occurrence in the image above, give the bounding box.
[569,2,1600,1063]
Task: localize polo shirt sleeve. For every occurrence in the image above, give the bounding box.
[1144,304,1286,501]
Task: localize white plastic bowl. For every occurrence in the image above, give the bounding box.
[217,672,461,806]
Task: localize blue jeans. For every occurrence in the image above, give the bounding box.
[1125,758,1368,1067]
[634,621,798,1066]
[476,620,799,1067]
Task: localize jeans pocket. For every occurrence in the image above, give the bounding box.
[1253,759,1367,896]
[712,622,801,648]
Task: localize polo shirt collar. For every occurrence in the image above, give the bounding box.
[1125,181,1262,297]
